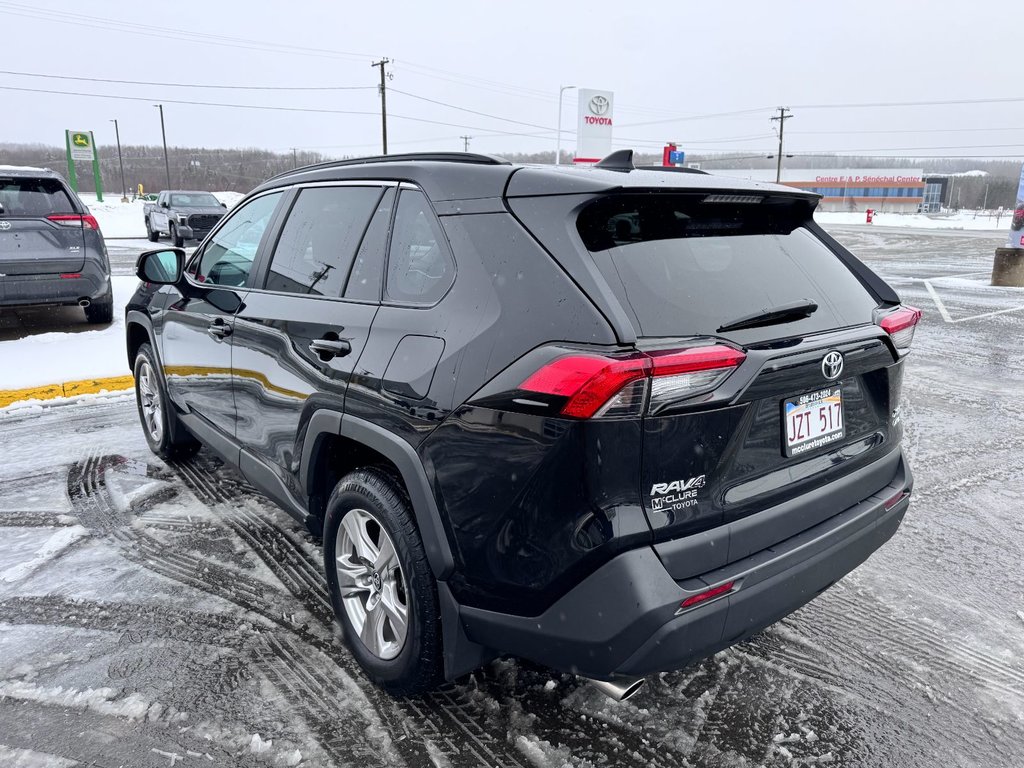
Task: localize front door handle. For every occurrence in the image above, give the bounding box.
[309,338,352,361]
[207,318,232,340]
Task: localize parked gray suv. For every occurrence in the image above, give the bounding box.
[0,166,113,323]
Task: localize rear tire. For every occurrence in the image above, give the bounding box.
[170,222,184,248]
[84,290,113,324]
[133,342,200,460]
[146,217,159,243]
[323,468,444,695]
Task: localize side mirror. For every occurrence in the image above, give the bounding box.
[136,248,185,285]
[160,200,170,209]
[220,202,227,208]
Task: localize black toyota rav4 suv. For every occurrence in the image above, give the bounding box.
[126,151,918,698]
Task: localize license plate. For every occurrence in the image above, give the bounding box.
[783,386,844,457]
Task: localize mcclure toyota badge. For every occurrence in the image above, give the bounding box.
[822,350,844,380]
[0,221,11,230]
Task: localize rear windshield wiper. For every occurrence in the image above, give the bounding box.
[716,299,819,333]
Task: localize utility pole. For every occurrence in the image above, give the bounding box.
[153,104,171,190]
[291,147,298,168]
[556,85,576,165]
[109,118,128,202]
[770,107,793,183]
[460,135,472,152]
[371,58,390,155]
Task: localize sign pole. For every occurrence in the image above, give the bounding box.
[64,130,79,192]
[89,131,103,202]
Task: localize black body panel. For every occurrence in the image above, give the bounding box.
[126,153,915,683]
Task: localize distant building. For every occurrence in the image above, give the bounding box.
[713,168,926,213]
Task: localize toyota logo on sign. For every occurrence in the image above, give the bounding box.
[821,351,844,380]
[0,221,11,230]
[589,95,610,116]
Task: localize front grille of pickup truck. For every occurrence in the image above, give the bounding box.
[188,214,222,230]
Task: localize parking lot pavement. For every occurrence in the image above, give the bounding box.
[0,228,1022,767]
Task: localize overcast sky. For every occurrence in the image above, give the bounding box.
[2,0,1021,161]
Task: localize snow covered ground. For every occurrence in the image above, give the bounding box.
[816,209,1009,231]
[80,191,245,239]
[0,276,136,391]
[0,228,1022,766]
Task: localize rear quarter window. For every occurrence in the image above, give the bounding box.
[576,193,879,341]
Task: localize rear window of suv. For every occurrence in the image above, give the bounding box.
[576,193,879,340]
[0,177,75,217]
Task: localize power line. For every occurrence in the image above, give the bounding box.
[617,107,773,129]
[0,68,374,91]
[0,83,561,140]
[793,96,1024,109]
[792,126,1024,136]
[390,88,555,131]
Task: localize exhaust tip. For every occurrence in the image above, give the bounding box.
[583,676,646,702]
[78,298,91,308]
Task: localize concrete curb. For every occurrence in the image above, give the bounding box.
[0,375,134,408]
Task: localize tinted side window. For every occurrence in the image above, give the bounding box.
[265,186,382,297]
[344,187,395,301]
[188,192,282,288]
[384,189,454,305]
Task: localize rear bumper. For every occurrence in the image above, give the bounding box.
[0,263,110,308]
[460,449,912,680]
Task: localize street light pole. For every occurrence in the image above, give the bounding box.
[555,85,576,166]
[109,118,127,202]
[154,104,171,190]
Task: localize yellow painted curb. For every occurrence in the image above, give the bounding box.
[0,375,135,408]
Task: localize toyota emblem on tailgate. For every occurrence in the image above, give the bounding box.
[821,351,844,380]
[0,221,11,230]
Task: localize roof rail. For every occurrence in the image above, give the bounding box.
[635,164,709,175]
[265,152,510,182]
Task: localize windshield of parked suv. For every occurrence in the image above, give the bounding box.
[576,193,879,339]
[170,193,221,207]
[0,177,75,216]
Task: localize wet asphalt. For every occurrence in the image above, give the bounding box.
[0,226,1022,767]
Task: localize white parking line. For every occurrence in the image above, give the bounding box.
[923,273,1024,324]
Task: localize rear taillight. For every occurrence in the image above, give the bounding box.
[47,214,100,230]
[519,344,745,419]
[879,305,922,355]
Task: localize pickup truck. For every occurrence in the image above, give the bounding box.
[144,190,227,247]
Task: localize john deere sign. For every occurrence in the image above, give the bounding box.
[64,129,103,201]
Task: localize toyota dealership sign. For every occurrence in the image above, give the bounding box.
[575,88,614,163]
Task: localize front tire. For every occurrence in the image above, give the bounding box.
[133,343,200,460]
[323,468,443,695]
[170,222,184,248]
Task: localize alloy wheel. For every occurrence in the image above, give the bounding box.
[335,508,409,660]
[137,360,164,444]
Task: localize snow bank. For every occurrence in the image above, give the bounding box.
[816,210,1008,231]
[0,275,137,391]
[78,191,244,239]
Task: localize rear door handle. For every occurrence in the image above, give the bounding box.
[207,318,232,340]
[309,338,352,360]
